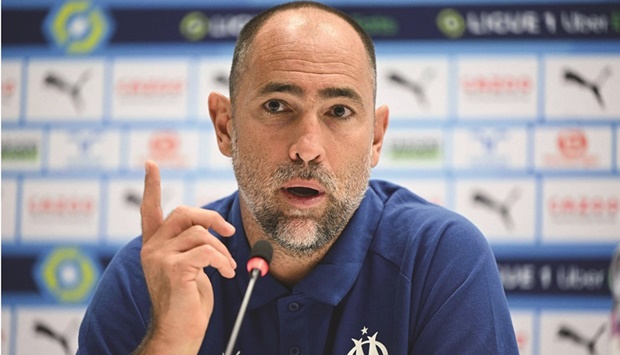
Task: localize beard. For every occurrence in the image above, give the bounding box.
[231,130,372,256]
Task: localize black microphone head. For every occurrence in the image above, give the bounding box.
[250,240,273,265]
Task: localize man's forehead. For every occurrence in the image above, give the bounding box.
[255,7,360,47]
[258,81,365,106]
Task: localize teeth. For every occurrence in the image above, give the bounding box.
[287,187,318,197]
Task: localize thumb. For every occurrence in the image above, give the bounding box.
[141,160,164,242]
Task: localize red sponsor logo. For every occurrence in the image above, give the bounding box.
[2,78,16,99]
[548,195,619,217]
[462,74,532,95]
[116,78,184,96]
[28,195,96,216]
[557,129,588,159]
[148,132,181,162]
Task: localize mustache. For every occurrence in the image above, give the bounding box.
[272,161,337,192]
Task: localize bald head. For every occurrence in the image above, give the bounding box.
[229,1,376,107]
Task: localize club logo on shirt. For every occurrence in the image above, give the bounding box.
[347,326,389,355]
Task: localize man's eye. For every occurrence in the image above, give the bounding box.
[330,105,353,118]
[264,100,286,113]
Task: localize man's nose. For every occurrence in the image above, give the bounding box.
[288,115,326,165]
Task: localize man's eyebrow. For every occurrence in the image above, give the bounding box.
[259,82,304,97]
[319,87,364,106]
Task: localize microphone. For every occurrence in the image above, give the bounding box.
[224,240,273,355]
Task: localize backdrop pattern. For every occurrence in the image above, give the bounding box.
[2,1,620,354]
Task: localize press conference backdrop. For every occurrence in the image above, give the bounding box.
[2,0,620,353]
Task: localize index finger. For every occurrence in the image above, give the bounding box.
[141,160,164,242]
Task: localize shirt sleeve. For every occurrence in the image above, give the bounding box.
[76,238,151,354]
[409,215,519,355]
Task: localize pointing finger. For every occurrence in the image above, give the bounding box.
[141,160,164,242]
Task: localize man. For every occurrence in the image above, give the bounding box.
[78,2,518,354]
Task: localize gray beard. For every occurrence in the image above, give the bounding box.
[231,132,371,257]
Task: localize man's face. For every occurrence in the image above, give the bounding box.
[229,9,381,255]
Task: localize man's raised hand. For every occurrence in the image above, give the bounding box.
[136,160,236,354]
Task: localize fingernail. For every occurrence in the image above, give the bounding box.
[145,161,150,174]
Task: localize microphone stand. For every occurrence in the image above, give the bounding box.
[224,268,261,355]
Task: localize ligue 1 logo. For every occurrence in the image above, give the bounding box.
[35,247,100,303]
[43,0,114,54]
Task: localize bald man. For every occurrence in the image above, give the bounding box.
[78,2,518,354]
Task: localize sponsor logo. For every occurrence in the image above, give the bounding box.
[33,319,76,354]
[387,67,435,108]
[613,11,620,32]
[437,8,615,39]
[148,131,182,163]
[472,187,521,231]
[26,60,105,120]
[376,58,449,120]
[563,66,612,108]
[129,130,199,169]
[462,74,532,98]
[545,56,620,119]
[456,179,535,241]
[21,180,100,240]
[48,129,121,169]
[1,61,21,121]
[28,195,95,218]
[351,14,399,37]
[180,12,210,41]
[437,9,466,38]
[561,11,611,35]
[557,323,606,354]
[179,11,252,41]
[458,58,538,118]
[557,129,587,159]
[453,128,527,169]
[2,136,39,162]
[1,131,43,170]
[388,136,441,161]
[44,0,113,54]
[465,10,543,36]
[2,77,17,101]
[15,308,85,355]
[116,78,184,98]
[498,259,609,294]
[543,179,620,241]
[548,195,618,222]
[541,313,610,353]
[36,247,99,303]
[112,60,188,119]
[539,128,606,168]
[43,70,91,113]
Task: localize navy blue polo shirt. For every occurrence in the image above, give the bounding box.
[78,180,518,354]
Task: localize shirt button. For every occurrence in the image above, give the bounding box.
[288,302,300,312]
[288,345,300,355]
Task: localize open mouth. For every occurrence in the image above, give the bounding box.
[286,187,320,197]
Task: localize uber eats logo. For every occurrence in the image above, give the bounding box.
[36,247,100,303]
[44,0,113,54]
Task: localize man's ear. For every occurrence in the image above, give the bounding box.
[371,105,389,167]
[208,92,233,157]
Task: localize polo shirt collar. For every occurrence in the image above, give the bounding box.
[227,187,382,309]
